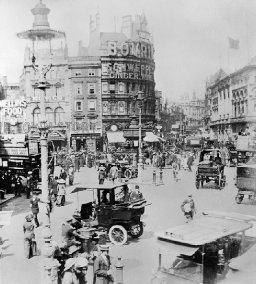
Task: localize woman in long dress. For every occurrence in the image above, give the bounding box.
[56,179,66,206]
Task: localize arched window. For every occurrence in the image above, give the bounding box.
[33,108,41,125]
[46,107,54,124]
[55,107,65,125]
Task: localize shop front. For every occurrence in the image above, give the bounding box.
[70,133,102,152]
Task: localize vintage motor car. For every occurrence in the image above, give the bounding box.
[151,211,256,284]
[235,164,256,204]
[195,149,226,189]
[71,183,148,245]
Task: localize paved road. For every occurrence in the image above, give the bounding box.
[0,163,255,284]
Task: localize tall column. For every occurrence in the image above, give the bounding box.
[38,82,50,224]
[138,106,143,183]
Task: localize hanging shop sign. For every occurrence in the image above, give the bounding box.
[0,100,27,117]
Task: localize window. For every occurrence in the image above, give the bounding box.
[102,64,109,75]
[88,83,96,94]
[119,83,125,93]
[45,107,54,124]
[110,103,117,115]
[88,69,95,76]
[102,102,109,114]
[110,83,115,93]
[55,107,65,125]
[75,71,82,76]
[102,82,109,93]
[118,102,126,114]
[76,101,83,111]
[88,100,96,111]
[33,108,40,125]
[75,84,82,96]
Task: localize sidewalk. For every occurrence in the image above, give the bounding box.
[0,165,104,284]
[0,194,15,206]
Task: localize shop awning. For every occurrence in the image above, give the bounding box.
[144,132,164,142]
[48,131,66,141]
[107,131,125,143]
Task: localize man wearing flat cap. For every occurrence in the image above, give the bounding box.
[93,245,114,284]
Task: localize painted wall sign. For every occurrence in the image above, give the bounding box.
[0,100,27,117]
[102,62,154,82]
[107,41,154,59]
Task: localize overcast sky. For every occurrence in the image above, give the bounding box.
[1,0,256,100]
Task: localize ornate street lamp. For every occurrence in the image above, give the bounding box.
[18,3,65,275]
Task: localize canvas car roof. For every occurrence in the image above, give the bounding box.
[156,214,253,246]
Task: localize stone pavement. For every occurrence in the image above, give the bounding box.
[0,165,152,284]
[0,164,190,284]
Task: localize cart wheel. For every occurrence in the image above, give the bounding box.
[195,181,199,189]
[124,169,132,179]
[108,225,128,246]
[129,222,144,238]
[235,195,243,204]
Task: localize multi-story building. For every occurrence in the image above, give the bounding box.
[69,56,102,151]
[179,93,205,134]
[20,45,71,148]
[18,1,157,151]
[205,61,256,140]
[86,13,156,139]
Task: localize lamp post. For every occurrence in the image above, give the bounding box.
[34,59,52,224]
[134,91,144,183]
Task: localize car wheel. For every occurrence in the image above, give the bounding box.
[201,180,204,188]
[108,225,128,246]
[129,222,144,238]
[124,169,132,179]
[195,181,199,189]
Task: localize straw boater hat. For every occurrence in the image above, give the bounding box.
[57,179,66,184]
[99,244,109,251]
[64,258,76,271]
[25,214,33,222]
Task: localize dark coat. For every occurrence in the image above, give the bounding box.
[30,197,40,214]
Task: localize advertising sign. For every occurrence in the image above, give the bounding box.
[0,147,28,156]
[29,140,39,155]
[0,100,27,117]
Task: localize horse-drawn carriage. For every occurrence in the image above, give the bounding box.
[195,149,226,189]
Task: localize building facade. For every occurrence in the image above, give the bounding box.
[87,13,156,137]
[18,1,158,151]
[69,56,102,151]
[20,45,71,147]
[179,93,205,134]
[205,63,256,140]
